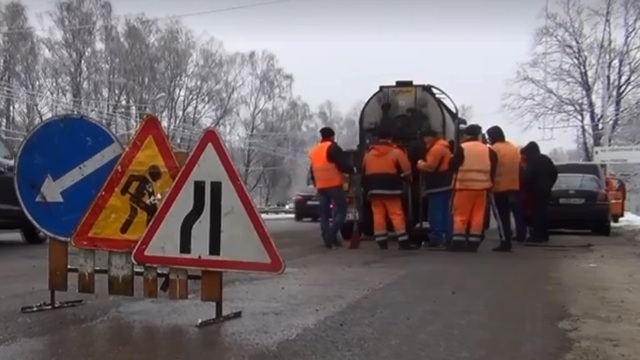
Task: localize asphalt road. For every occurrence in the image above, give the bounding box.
[0,219,612,360]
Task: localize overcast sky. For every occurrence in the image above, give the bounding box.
[25,0,571,150]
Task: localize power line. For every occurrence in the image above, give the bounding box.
[0,0,293,35]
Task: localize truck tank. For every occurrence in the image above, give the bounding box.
[358,81,462,148]
[346,80,464,241]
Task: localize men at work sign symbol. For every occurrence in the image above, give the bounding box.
[119,164,163,234]
[73,115,180,252]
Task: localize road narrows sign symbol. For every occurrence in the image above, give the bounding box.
[72,115,180,252]
[131,128,285,274]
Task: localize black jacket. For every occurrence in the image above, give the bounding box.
[521,141,558,198]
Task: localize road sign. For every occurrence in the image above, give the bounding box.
[593,145,640,164]
[15,115,123,240]
[132,128,285,274]
[73,115,180,252]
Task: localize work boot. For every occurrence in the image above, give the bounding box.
[398,240,420,250]
[377,240,389,250]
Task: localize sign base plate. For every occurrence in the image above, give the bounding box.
[196,310,242,328]
[20,290,84,313]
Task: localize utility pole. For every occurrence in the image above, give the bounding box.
[596,24,613,173]
[600,41,611,148]
[542,0,551,141]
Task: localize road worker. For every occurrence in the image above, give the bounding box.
[362,127,418,250]
[486,126,527,252]
[521,141,557,243]
[416,129,453,249]
[449,124,498,252]
[309,127,355,249]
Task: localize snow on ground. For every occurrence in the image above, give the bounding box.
[613,212,640,228]
[260,213,294,220]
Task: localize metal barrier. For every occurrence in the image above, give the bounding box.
[257,207,294,215]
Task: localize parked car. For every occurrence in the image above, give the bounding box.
[549,173,611,236]
[0,136,45,244]
[293,186,321,222]
[555,162,626,222]
[292,185,357,234]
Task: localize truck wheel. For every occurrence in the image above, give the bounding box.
[340,221,354,240]
[22,225,46,244]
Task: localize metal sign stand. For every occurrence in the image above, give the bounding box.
[21,239,84,313]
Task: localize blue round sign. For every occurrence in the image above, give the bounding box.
[14,114,123,240]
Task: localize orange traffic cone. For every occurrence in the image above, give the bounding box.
[349,222,361,249]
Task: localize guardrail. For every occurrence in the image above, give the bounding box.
[257,207,294,214]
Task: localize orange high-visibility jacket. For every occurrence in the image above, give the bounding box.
[309,142,344,189]
[491,141,521,192]
[455,141,492,190]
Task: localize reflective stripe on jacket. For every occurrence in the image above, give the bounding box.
[454,141,492,190]
[362,141,411,195]
[491,141,520,192]
[309,142,343,189]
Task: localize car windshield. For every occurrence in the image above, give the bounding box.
[553,174,602,190]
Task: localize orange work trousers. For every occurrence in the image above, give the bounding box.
[452,190,488,250]
[370,195,409,242]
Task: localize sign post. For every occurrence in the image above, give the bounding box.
[72,114,180,295]
[18,118,285,327]
[15,114,123,312]
[133,128,285,326]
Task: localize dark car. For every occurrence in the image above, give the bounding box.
[0,137,45,244]
[549,173,611,236]
[293,186,321,221]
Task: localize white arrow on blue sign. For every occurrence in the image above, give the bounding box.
[14,114,124,241]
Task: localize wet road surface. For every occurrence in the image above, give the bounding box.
[0,221,607,360]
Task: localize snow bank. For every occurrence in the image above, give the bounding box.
[260,213,294,220]
[613,212,640,229]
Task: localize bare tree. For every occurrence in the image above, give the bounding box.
[48,0,106,111]
[0,1,41,130]
[257,98,313,204]
[315,100,342,130]
[458,104,474,121]
[0,0,347,204]
[505,0,640,160]
[339,102,361,149]
[235,50,293,191]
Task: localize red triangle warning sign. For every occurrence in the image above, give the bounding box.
[132,128,285,274]
[73,114,180,252]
